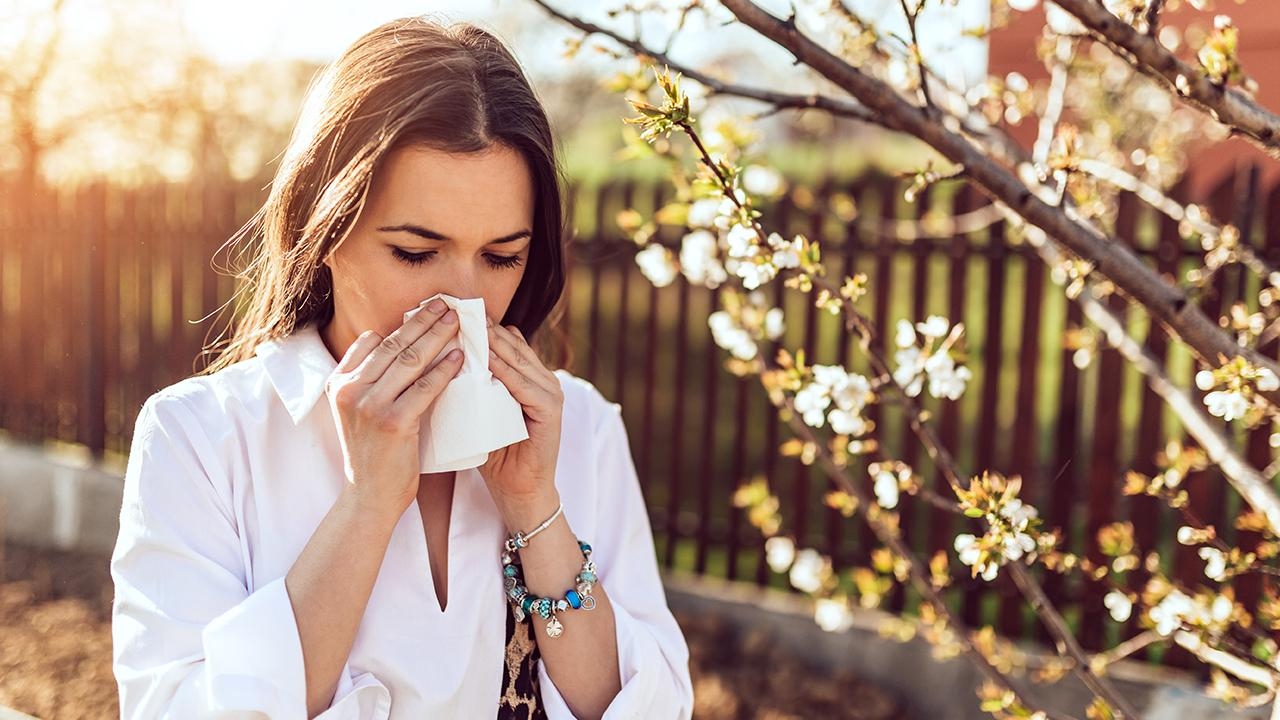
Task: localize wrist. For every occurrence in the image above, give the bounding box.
[495,487,562,535]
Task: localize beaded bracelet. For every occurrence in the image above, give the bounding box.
[501,539,597,638]
[504,503,564,554]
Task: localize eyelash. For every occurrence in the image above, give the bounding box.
[391,248,524,270]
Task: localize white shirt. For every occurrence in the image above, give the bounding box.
[109,320,694,720]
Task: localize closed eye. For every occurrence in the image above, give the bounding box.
[391,248,524,270]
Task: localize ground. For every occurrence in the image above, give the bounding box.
[0,542,901,719]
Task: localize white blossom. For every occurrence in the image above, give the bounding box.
[828,408,868,436]
[1199,547,1227,581]
[679,229,727,287]
[742,165,784,197]
[735,259,778,290]
[635,244,677,287]
[726,223,758,259]
[763,308,785,340]
[708,311,758,361]
[1204,389,1248,421]
[924,353,973,401]
[894,319,916,348]
[954,533,997,581]
[893,346,926,397]
[873,470,900,509]
[789,548,828,593]
[765,536,796,573]
[686,198,721,228]
[1149,590,1194,636]
[814,597,854,632]
[1195,369,1216,391]
[1259,368,1280,392]
[769,233,803,269]
[1104,590,1133,623]
[794,383,832,428]
[915,315,950,339]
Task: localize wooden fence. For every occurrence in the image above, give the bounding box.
[1,168,1277,669]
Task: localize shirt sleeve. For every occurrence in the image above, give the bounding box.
[110,391,391,720]
[536,398,694,720]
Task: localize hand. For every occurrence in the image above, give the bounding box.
[479,320,565,507]
[324,298,464,519]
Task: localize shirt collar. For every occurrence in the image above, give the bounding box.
[254,320,339,426]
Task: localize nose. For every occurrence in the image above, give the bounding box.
[435,262,483,301]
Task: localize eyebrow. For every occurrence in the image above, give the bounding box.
[377,224,532,244]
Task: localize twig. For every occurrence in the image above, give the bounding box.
[715,0,1280,425]
[1052,0,1280,160]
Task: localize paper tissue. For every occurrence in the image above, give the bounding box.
[403,293,529,473]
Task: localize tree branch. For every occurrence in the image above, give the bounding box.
[1052,0,1280,159]
[716,0,1280,411]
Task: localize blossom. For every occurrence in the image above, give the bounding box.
[794,383,831,427]
[954,533,998,581]
[708,311,758,361]
[726,223,758,260]
[915,315,950,339]
[873,469,900,509]
[789,548,829,593]
[735,259,778,290]
[893,346,926,397]
[1199,547,1227,581]
[768,233,803,269]
[742,165,784,197]
[792,365,873,434]
[924,353,973,400]
[678,230,728,287]
[763,308,785,340]
[635,244,677,287]
[892,316,972,401]
[1104,591,1133,623]
[894,319,916,348]
[1259,368,1280,392]
[814,597,854,632]
[686,198,721,228]
[1204,390,1248,421]
[765,536,796,573]
[1149,590,1194,636]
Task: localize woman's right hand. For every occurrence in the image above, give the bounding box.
[324,297,464,518]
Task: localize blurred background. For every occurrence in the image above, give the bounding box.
[3,1,1280,718]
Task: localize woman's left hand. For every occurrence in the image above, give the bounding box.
[480,319,564,505]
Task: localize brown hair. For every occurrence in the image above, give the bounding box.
[200,16,570,376]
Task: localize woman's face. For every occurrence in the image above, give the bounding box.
[320,143,535,357]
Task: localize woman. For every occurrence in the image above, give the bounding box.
[109,16,693,720]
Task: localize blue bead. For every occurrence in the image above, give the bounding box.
[503,565,517,577]
[580,570,597,583]
[566,590,582,609]
[579,541,592,554]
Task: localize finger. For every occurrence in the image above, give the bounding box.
[351,298,451,382]
[489,325,558,393]
[364,307,462,405]
[488,347,558,419]
[335,330,383,373]
[393,347,465,419]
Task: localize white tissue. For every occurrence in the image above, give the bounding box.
[403,293,529,473]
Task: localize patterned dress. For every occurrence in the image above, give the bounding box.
[497,601,547,719]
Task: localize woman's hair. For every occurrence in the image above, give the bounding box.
[199,16,569,376]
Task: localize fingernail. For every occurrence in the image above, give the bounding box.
[427,299,446,313]
[442,309,458,323]
[485,315,493,327]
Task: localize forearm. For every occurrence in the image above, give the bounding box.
[497,490,622,720]
[286,488,400,719]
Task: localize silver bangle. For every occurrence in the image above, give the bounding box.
[505,503,563,553]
